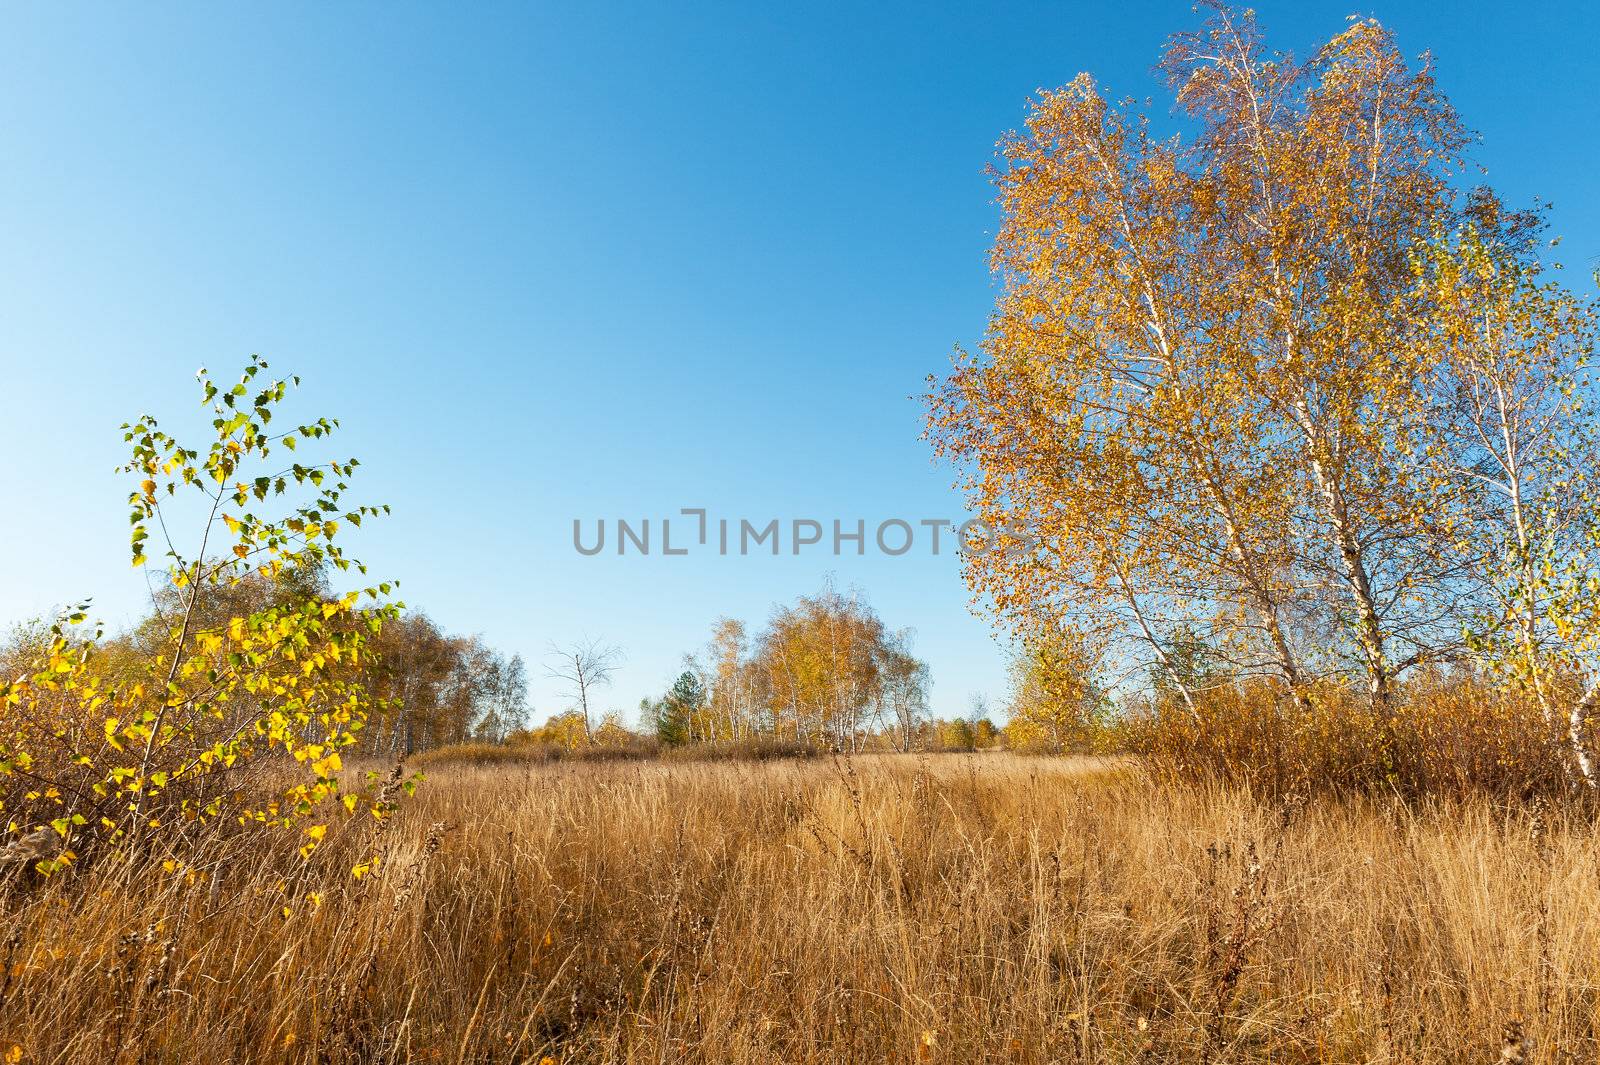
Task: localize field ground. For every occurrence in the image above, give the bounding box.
[4,753,1598,1063]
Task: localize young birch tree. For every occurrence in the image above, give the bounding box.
[1416,204,1600,782]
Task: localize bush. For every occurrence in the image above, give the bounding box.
[413,735,823,768]
[413,741,657,769]
[659,736,819,762]
[1131,671,1573,799]
[0,358,407,877]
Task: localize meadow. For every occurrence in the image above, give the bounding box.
[6,4,1600,1064]
[3,753,1592,1064]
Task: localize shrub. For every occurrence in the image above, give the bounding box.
[414,741,658,769]
[0,358,408,876]
[659,736,818,762]
[1131,671,1572,798]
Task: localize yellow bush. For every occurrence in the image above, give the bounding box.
[0,358,409,875]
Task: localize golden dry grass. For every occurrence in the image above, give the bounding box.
[3,753,1597,1063]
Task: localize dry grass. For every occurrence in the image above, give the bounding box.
[3,754,1598,1063]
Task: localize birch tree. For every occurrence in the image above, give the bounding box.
[544,639,622,746]
[1417,205,1600,782]
[928,3,1508,744]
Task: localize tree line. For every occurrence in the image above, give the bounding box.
[519,584,935,754]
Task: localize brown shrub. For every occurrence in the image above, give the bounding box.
[1130,672,1576,799]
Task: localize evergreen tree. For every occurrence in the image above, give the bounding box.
[654,671,705,746]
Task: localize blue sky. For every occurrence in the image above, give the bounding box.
[1,1,1596,724]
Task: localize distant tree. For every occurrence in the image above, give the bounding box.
[471,650,529,744]
[669,587,930,751]
[544,639,622,745]
[594,711,635,748]
[935,718,975,751]
[637,697,661,735]
[878,629,930,751]
[705,618,757,739]
[756,582,887,749]
[653,671,704,747]
[363,617,525,753]
[1004,633,1109,753]
[367,615,463,755]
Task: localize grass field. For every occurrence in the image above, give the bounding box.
[3,753,1595,1063]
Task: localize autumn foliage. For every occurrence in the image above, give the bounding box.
[1,358,413,877]
[927,4,1600,795]
[8,6,1600,1061]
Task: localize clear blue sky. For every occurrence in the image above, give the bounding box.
[2,2,1595,724]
